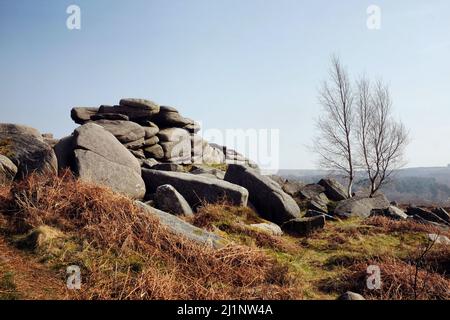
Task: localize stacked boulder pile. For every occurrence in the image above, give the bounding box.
[70,99,253,167]
[2,98,449,248]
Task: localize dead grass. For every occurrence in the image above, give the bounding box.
[0,171,301,300]
[365,216,450,238]
[336,257,450,300]
[191,202,298,253]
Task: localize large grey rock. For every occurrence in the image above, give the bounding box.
[71,107,99,124]
[155,184,193,216]
[74,123,140,173]
[282,216,325,236]
[53,136,75,172]
[334,194,390,218]
[74,150,145,199]
[93,120,145,143]
[0,124,57,178]
[137,202,225,249]
[0,154,17,183]
[224,164,301,225]
[142,169,249,208]
[73,123,145,199]
[370,205,408,220]
[318,178,348,201]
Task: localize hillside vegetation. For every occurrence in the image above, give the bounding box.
[1,172,448,300]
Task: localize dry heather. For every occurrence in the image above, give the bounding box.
[1,172,449,300]
[0,172,300,300]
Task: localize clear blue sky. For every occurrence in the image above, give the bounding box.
[1,0,449,169]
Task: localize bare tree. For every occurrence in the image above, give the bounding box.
[356,79,409,197]
[314,56,355,197]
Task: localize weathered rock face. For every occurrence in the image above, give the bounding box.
[142,168,249,208]
[137,202,225,248]
[0,124,57,178]
[224,164,301,225]
[370,205,408,220]
[282,216,325,236]
[304,209,339,221]
[73,123,145,199]
[0,154,17,183]
[334,194,390,218]
[155,184,194,216]
[318,178,348,201]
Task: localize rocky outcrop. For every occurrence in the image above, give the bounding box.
[0,124,57,178]
[69,99,256,168]
[142,169,249,208]
[73,123,145,199]
[224,164,301,225]
[318,178,348,201]
[137,202,225,248]
[334,194,390,218]
[155,184,193,216]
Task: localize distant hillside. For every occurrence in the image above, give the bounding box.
[277,166,450,206]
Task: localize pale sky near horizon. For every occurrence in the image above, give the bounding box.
[1,0,449,170]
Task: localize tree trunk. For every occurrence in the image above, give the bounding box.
[347,178,353,198]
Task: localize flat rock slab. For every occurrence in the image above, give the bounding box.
[93,120,145,144]
[334,194,390,218]
[224,164,301,225]
[142,168,249,208]
[137,202,226,249]
[71,107,99,124]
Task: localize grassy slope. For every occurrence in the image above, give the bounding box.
[0,173,449,300]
